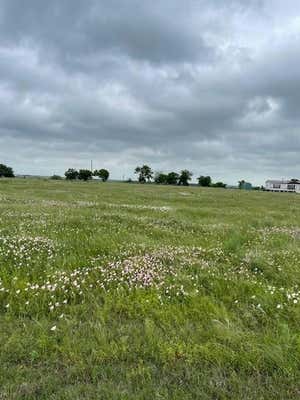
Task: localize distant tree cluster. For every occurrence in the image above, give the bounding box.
[134,166,194,186]
[196,175,225,187]
[79,170,93,181]
[0,161,256,190]
[135,166,226,187]
[211,182,227,188]
[65,168,79,180]
[198,176,226,188]
[0,163,14,178]
[134,165,153,183]
[197,176,211,187]
[64,168,110,182]
[94,169,109,182]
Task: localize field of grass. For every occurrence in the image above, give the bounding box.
[1,179,300,399]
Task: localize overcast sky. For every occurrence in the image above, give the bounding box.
[0,0,300,184]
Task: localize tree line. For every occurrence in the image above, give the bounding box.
[0,162,235,189]
[64,168,110,181]
[134,165,226,187]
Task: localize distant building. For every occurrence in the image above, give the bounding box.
[265,179,300,193]
[240,182,252,190]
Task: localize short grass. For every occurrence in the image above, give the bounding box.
[1,179,300,399]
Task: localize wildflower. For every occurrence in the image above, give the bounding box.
[50,325,57,331]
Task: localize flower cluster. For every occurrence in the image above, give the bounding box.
[107,203,172,212]
[0,235,56,269]
[257,226,300,240]
[0,245,222,314]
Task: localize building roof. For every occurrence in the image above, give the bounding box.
[266,179,300,184]
[266,180,287,184]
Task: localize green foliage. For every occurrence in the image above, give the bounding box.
[154,172,168,184]
[50,174,63,180]
[211,181,226,188]
[198,175,212,187]
[178,170,193,186]
[166,172,179,185]
[135,165,153,183]
[94,168,110,182]
[65,168,79,180]
[154,172,181,186]
[0,163,14,178]
[78,169,92,181]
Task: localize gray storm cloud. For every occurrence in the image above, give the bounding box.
[0,0,300,184]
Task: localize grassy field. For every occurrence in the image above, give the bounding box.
[1,179,300,399]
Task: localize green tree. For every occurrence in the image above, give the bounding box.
[211,182,226,188]
[134,165,153,183]
[166,172,179,185]
[198,176,211,187]
[65,168,79,180]
[134,166,145,183]
[0,163,14,178]
[50,175,62,180]
[154,172,168,184]
[178,170,193,186]
[78,169,92,181]
[94,169,110,182]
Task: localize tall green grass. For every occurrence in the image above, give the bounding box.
[1,179,300,399]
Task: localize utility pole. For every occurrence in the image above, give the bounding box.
[91,160,93,173]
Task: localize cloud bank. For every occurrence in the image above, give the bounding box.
[1,0,300,184]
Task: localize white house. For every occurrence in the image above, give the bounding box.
[265,179,300,193]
